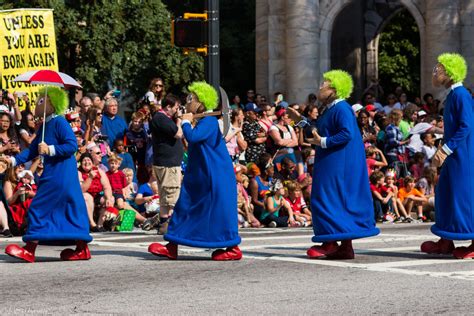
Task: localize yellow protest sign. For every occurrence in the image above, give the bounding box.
[0,8,58,109]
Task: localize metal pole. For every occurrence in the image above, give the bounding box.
[205,0,220,94]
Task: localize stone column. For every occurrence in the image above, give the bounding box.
[460,0,474,91]
[255,0,287,100]
[285,0,319,104]
[423,0,462,99]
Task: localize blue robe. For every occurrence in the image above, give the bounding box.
[164,117,241,248]
[311,100,379,242]
[15,115,92,243]
[432,85,474,240]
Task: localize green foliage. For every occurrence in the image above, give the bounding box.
[438,53,467,83]
[1,0,204,98]
[378,9,420,98]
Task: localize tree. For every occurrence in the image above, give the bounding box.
[1,0,204,98]
[378,9,420,99]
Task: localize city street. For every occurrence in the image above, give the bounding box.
[0,223,472,314]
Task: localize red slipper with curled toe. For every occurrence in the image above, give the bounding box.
[326,240,354,260]
[148,242,178,260]
[211,246,242,261]
[5,242,37,263]
[60,241,91,261]
[307,242,339,259]
[420,238,455,255]
[452,244,474,259]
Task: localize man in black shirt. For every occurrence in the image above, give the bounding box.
[149,94,184,234]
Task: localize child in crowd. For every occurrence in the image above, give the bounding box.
[398,176,428,221]
[122,168,138,210]
[106,154,127,210]
[236,165,261,228]
[409,152,426,180]
[125,111,148,167]
[9,170,37,235]
[416,167,437,219]
[384,170,413,223]
[420,132,436,162]
[285,181,312,227]
[365,146,388,176]
[261,179,296,228]
[113,139,135,172]
[369,171,395,222]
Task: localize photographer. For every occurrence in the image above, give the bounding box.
[150,94,183,234]
[0,112,20,156]
[1,90,22,124]
[125,111,148,167]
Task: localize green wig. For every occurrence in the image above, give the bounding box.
[188,81,219,111]
[437,53,467,83]
[323,70,354,99]
[38,86,69,115]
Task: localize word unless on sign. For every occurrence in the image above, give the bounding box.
[0,9,59,109]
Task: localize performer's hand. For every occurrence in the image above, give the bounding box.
[432,145,448,168]
[182,112,194,122]
[38,142,50,155]
[306,130,322,146]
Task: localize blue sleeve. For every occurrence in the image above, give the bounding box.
[138,184,152,196]
[14,130,40,165]
[445,90,473,154]
[325,105,354,148]
[53,118,78,157]
[182,117,216,144]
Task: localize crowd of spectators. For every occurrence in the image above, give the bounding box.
[0,80,473,237]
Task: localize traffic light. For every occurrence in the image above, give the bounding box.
[172,18,206,47]
[172,13,208,55]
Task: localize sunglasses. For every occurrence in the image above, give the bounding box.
[97,113,103,116]
[93,151,101,155]
[155,84,164,88]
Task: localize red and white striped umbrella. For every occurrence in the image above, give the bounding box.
[13,69,82,88]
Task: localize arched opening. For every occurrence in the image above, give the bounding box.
[330,1,365,102]
[377,9,421,101]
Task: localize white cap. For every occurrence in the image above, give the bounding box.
[418,110,427,116]
[352,103,363,113]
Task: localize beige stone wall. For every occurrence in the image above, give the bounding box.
[256,0,474,103]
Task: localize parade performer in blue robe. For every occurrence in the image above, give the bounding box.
[5,86,92,263]
[421,53,474,259]
[148,82,242,261]
[306,70,379,259]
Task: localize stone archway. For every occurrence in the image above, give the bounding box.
[255,0,474,104]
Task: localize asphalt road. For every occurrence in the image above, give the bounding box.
[0,223,472,315]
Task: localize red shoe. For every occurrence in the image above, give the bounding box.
[420,239,455,255]
[452,244,474,259]
[307,242,339,259]
[148,242,178,260]
[211,246,243,261]
[5,242,37,263]
[60,241,91,261]
[326,242,355,260]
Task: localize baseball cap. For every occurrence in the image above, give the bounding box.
[365,104,376,112]
[418,110,427,116]
[245,103,261,113]
[352,103,363,113]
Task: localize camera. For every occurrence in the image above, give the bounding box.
[95,135,109,143]
[1,89,8,101]
[125,144,138,154]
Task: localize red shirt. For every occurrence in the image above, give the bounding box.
[370,184,390,197]
[285,196,307,214]
[366,158,377,176]
[106,170,127,194]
